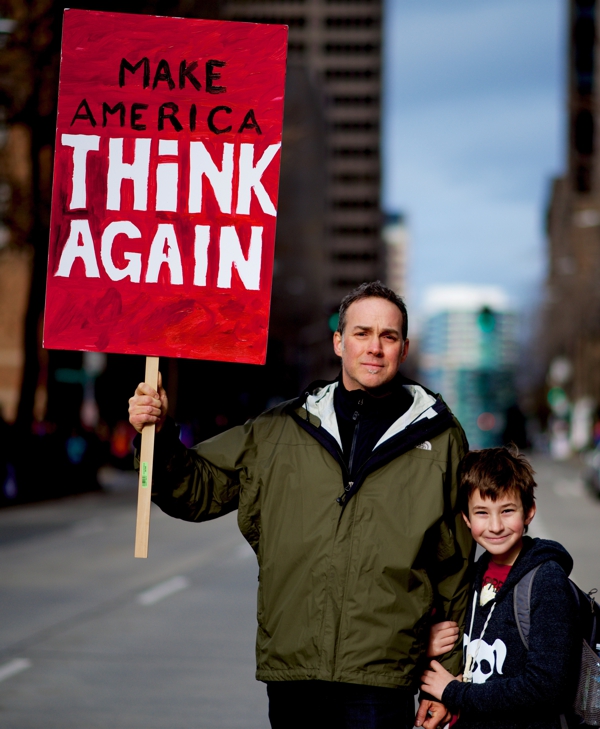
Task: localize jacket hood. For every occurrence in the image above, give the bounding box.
[288,372,463,508]
[294,373,446,450]
[474,536,573,601]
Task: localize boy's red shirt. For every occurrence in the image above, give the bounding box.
[482,561,512,596]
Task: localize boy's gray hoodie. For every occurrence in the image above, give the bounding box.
[442,537,580,729]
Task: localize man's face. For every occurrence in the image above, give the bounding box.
[333,297,409,392]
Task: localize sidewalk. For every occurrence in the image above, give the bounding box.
[528,452,600,591]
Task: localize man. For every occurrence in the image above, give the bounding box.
[129,281,473,729]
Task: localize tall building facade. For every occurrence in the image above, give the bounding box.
[544,0,600,424]
[224,0,383,325]
[420,285,518,449]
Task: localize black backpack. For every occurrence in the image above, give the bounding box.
[514,565,600,728]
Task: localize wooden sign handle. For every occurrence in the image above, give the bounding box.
[134,356,159,558]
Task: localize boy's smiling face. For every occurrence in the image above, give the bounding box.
[463,489,536,566]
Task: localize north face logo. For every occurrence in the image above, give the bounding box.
[416,441,432,450]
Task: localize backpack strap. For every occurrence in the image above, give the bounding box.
[513,564,543,650]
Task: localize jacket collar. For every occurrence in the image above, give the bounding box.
[302,377,438,451]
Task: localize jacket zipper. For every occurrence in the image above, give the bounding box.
[338,406,361,506]
[348,409,360,475]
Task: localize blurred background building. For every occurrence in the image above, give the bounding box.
[541,0,600,457]
[382,211,407,298]
[225,0,384,372]
[0,0,386,503]
[420,285,520,449]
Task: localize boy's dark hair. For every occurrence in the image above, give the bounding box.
[457,446,536,517]
[337,281,408,340]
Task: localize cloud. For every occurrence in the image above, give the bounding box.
[382,0,564,313]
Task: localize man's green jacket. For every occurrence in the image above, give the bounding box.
[148,378,474,689]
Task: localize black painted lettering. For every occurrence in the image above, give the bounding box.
[179,60,201,91]
[153,59,176,90]
[70,99,97,127]
[206,60,227,94]
[158,103,182,132]
[102,102,126,127]
[119,58,150,88]
[238,109,262,134]
[207,106,232,134]
[130,103,148,131]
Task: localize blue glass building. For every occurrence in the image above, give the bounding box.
[419,286,518,449]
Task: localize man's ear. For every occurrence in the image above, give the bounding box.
[399,338,410,364]
[333,331,343,358]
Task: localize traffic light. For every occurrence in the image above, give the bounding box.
[328,311,340,333]
[477,306,496,333]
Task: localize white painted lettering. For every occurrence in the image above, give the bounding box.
[188,142,234,214]
[217,226,262,290]
[61,134,100,210]
[55,220,100,278]
[107,138,151,211]
[156,139,178,212]
[145,223,183,284]
[101,221,142,282]
[236,143,280,216]
[193,225,210,286]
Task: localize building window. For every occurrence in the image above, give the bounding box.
[332,278,373,288]
[574,109,594,154]
[331,225,379,236]
[332,251,378,261]
[324,43,379,54]
[325,17,380,28]
[575,162,593,192]
[332,147,378,158]
[331,199,378,209]
[230,15,306,26]
[331,95,379,106]
[325,69,378,80]
[332,120,378,132]
[332,172,379,184]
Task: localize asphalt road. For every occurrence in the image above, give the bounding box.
[0,454,599,729]
[0,469,266,729]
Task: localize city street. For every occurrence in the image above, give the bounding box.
[1,455,599,729]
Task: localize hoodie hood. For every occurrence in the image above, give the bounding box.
[473,536,574,603]
[444,535,579,727]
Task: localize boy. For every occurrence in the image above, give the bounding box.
[420,447,580,729]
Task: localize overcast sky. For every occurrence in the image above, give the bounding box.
[382,0,566,320]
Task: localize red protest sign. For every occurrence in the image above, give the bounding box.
[43,9,287,365]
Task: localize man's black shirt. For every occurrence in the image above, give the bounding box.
[333,377,414,479]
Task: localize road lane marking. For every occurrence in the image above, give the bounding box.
[0,658,31,683]
[137,575,190,606]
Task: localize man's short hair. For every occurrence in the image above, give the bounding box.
[337,281,408,340]
[457,446,537,517]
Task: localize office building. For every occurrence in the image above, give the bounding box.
[382,211,408,297]
[224,0,384,323]
[544,0,600,421]
[420,285,518,448]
